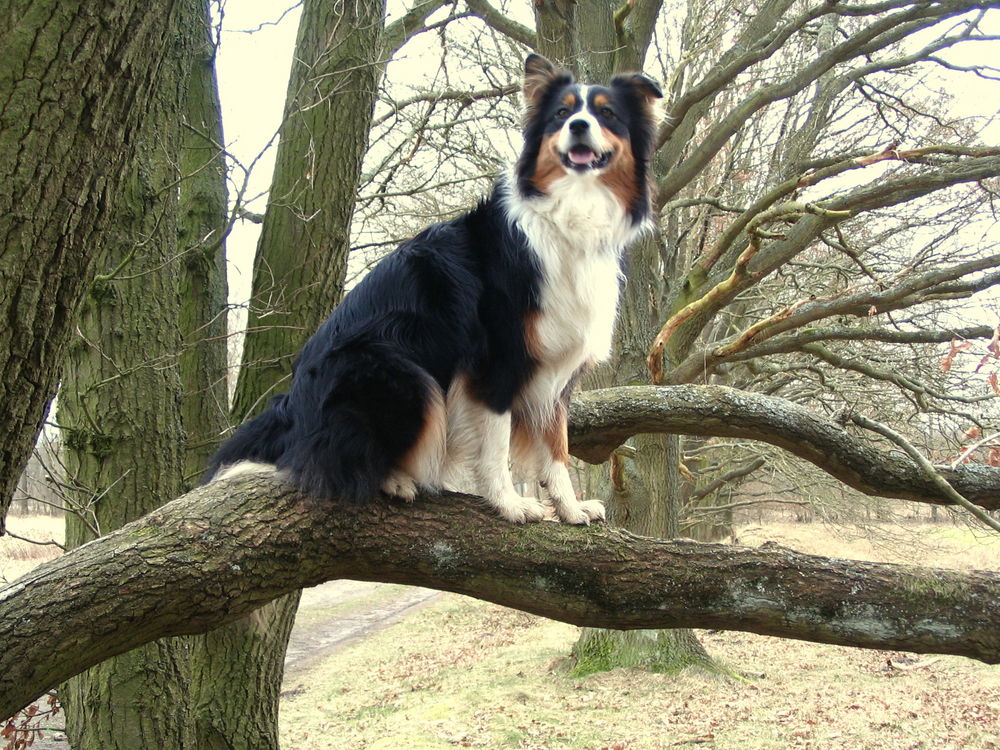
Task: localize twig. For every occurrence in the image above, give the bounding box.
[850,413,1000,534]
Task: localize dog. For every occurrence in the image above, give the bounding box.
[207,54,662,524]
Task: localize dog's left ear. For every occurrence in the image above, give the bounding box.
[523,54,558,106]
[611,72,664,105]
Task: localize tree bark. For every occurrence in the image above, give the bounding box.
[178,4,230,490]
[190,1,387,747]
[2,474,998,718]
[0,0,193,530]
[55,0,198,740]
[569,386,1000,510]
[230,0,383,420]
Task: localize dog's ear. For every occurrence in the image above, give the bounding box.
[610,72,664,105]
[523,54,561,110]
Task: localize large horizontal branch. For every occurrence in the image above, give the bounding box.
[2,473,999,718]
[569,386,1000,509]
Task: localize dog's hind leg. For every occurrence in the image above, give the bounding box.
[382,380,447,501]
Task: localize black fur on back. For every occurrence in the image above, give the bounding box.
[205,188,542,503]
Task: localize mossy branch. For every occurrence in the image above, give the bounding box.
[2,472,999,718]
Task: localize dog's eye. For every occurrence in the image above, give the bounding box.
[600,107,616,119]
[554,107,570,119]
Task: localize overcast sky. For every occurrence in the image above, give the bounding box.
[213,2,1000,308]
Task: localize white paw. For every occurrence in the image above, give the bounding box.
[381,471,419,502]
[489,492,547,524]
[553,498,606,526]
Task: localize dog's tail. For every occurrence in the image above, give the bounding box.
[203,394,293,483]
[206,342,442,505]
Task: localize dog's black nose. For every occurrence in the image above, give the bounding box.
[569,119,589,135]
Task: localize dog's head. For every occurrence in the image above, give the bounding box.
[514,54,663,225]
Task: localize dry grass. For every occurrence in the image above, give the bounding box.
[279,522,1000,750]
[0,514,64,583]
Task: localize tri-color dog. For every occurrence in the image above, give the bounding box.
[207,54,662,524]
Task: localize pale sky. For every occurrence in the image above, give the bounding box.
[213,2,1000,310]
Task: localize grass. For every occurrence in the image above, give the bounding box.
[0,514,63,583]
[279,522,1000,750]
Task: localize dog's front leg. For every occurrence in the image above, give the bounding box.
[472,408,548,524]
[515,402,606,526]
[443,378,546,524]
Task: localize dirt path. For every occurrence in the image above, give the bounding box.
[23,581,440,748]
[282,580,441,687]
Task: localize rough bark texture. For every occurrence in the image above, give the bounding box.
[0,0,188,530]
[54,1,200,746]
[190,1,387,747]
[189,591,301,750]
[2,474,998,718]
[178,6,230,490]
[569,386,1000,510]
[230,0,384,420]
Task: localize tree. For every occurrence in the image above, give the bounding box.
[1,459,999,719]
[0,0,204,528]
[55,0,204,745]
[391,0,1000,671]
[188,0,388,744]
[3,0,1000,742]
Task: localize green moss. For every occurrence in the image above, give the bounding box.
[570,629,723,678]
[900,572,969,605]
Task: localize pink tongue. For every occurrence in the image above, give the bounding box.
[569,149,595,165]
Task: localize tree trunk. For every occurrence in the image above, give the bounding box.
[4,477,999,719]
[188,1,386,747]
[230,0,384,421]
[189,595,300,750]
[178,4,231,490]
[530,0,713,676]
[55,3,200,745]
[0,0,195,530]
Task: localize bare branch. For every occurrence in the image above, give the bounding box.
[2,474,998,717]
[851,413,1000,533]
[569,386,1000,510]
[384,0,457,55]
[464,0,536,48]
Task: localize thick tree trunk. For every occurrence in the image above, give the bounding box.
[230,0,384,420]
[190,1,387,747]
[54,2,201,747]
[0,1,194,530]
[189,592,301,750]
[2,476,999,719]
[178,5,230,490]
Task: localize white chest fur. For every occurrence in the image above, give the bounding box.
[504,174,635,421]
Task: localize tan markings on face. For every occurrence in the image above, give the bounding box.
[530,131,566,194]
[398,383,446,485]
[597,129,638,213]
[593,93,610,110]
[562,92,578,110]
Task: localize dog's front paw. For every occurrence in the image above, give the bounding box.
[554,498,606,526]
[490,492,546,524]
[381,470,419,502]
